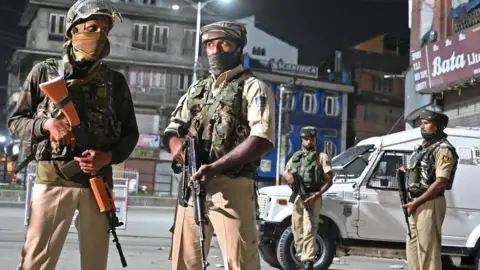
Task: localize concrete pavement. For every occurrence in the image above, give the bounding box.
[0,205,408,269]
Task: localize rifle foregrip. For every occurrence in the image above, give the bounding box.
[90,176,114,213]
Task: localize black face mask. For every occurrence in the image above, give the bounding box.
[208,51,240,76]
[421,130,436,141]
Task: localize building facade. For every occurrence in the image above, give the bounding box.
[405,0,480,128]
[341,34,409,146]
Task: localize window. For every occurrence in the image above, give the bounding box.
[152,26,169,53]
[133,23,149,50]
[49,14,65,41]
[302,93,318,114]
[132,23,170,53]
[324,93,339,116]
[252,46,266,56]
[140,0,156,4]
[323,140,337,159]
[281,91,296,111]
[182,29,204,56]
[367,151,412,190]
[128,69,166,93]
[332,145,375,183]
[322,129,338,138]
[178,74,193,90]
[371,75,393,92]
[419,0,435,46]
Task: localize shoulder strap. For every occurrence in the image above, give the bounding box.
[44,58,60,80]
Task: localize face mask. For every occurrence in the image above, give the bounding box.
[71,31,110,63]
[421,130,436,141]
[208,51,240,76]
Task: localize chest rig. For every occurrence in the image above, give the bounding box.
[34,58,121,160]
[406,138,458,197]
[186,71,259,178]
[289,150,324,192]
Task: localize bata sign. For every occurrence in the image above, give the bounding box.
[411,26,480,93]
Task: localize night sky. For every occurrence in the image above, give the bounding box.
[0,0,409,85]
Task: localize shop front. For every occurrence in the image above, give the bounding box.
[409,25,480,126]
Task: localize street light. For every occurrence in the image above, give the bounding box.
[0,136,6,144]
[172,0,232,83]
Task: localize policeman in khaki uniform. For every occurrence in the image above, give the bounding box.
[8,1,139,269]
[163,21,275,270]
[283,126,333,270]
[402,110,458,270]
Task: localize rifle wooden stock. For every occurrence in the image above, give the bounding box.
[39,76,80,127]
[89,175,115,213]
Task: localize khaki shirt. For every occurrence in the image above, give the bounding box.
[164,65,276,145]
[285,151,332,175]
[434,144,456,179]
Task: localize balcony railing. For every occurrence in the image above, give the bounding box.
[453,2,480,32]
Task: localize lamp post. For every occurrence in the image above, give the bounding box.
[172,0,231,83]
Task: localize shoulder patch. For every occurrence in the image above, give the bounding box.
[441,155,451,164]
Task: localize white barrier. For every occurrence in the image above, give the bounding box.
[24,168,139,231]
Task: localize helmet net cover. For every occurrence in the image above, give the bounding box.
[300,126,318,137]
[66,0,123,37]
[200,21,247,47]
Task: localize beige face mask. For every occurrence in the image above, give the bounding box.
[71,31,110,63]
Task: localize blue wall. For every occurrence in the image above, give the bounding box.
[255,83,342,182]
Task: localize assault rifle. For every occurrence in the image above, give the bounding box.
[184,135,209,270]
[288,172,312,212]
[38,77,127,267]
[397,168,412,239]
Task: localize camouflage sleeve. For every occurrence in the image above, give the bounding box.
[8,63,49,142]
[162,85,193,152]
[318,153,332,174]
[284,157,293,173]
[110,72,139,165]
[434,145,456,179]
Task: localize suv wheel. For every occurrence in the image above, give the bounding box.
[276,226,335,270]
[259,240,281,268]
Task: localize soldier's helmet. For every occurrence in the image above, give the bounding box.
[300,126,318,138]
[65,0,123,39]
[200,21,247,48]
[419,110,449,130]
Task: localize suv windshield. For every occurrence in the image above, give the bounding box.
[332,144,375,182]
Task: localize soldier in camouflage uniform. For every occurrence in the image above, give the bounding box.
[164,21,275,270]
[8,1,139,269]
[283,126,333,270]
[402,110,458,270]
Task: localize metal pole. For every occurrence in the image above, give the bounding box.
[193,1,202,83]
[275,85,284,186]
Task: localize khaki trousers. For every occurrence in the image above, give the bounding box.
[18,184,110,270]
[292,194,322,262]
[407,196,446,270]
[170,175,260,270]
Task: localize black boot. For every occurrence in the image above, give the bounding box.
[304,261,313,270]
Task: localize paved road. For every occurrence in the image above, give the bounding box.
[0,205,407,269]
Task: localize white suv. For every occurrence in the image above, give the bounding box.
[256,127,480,270]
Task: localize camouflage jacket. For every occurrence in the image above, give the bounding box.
[8,60,139,186]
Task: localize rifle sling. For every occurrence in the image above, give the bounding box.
[54,96,72,110]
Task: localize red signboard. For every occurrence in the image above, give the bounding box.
[136,134,160,148]
[411,25,480,93]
